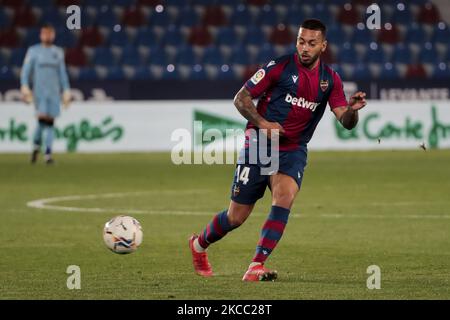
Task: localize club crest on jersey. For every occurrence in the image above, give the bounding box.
[320,80,329,92]
[250,69,265,85]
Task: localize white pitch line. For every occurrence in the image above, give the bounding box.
[26,191,450,219]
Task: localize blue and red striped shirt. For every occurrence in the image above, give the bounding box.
[244,52,348,151]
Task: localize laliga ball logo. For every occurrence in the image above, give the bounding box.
[103,215,143,254]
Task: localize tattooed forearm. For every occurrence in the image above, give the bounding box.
[233,87,267,128]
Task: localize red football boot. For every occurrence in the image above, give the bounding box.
[189,234,213,277]
[242,264,278,282]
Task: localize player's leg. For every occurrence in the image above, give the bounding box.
[42,99,60,164]
[243,150,307,281]
[41,116,55,164]
[194,200,254,252]
[31,96,46,164]
[189,164,268,277]
[243,173,299,281]
[31,117,45,164]
[189,201,254,276]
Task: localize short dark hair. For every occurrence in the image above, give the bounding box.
[41,23,55,30]
[300,19,327,38]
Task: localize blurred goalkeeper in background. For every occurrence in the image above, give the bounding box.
[20,24,71,164]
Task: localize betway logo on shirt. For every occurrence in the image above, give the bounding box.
[285,93,320,112]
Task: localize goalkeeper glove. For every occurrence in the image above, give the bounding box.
[20,85,33,104]
[62,90,72,109]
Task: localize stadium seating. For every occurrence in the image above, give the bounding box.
[1,0,448,81]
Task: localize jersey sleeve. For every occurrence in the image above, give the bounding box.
[20,47,35,88]
[328,70,348,109]
[58,48,70,92]
[244,60,282,98]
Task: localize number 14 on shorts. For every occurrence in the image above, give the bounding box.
[236,165,250,185]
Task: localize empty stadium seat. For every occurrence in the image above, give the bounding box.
[379,63,400,79]
[92,47,117,66]
[377,24,400,44]
[65,47,88,67]
[12,6,37,27]
[105,66,126,80]
[432,62,450,79]
[79,27,104,47]
[365,44,386,64]
[0,28,20,48]
[176,45,197,65]
[216,64,235,80]
[337,44,359,64]
[148,49,167,66]
[392,44,413,64]
[78,67,98,80]
[404,24,427,45]
[188,26,213,46]
[405,63,427,78]
[188,64,208,80]
[135,27,159,47]
[55,28,77,48]
[257,5,278,27]
[121,46,144,66]
[9,48,27,66]
[230,5,254,27]
[40,7,65,28]
[96,8,119,27]
[337,3,361,25]
[419,44,440,64]
[432,23,450,44]
[177,6,200,27]
[0,66,15,80]
[122,6,146,27]
[243,25,267,46]
[417,2,441,24]
[202,46,225,66]
[352,63,371,80]
[269,24,293,45]
[256,45,276,64]
[132,66,153,79]
[149,8,171,27]
[230,46,252,65]
[215,27,240,47]
[108,30,130,47]
[202,5,227,27]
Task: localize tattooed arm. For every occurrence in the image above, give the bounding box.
[233,86,285,137]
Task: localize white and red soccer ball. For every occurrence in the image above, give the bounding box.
[103,215,143,254]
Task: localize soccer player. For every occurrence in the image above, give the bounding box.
[189,19,368,281]
[20,24,71,164]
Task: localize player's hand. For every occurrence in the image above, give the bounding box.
[260,121,285,139]
[62,90,72,109]
[349,91,367,111]
[20,85,33,104]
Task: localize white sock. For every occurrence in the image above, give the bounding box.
[249,262,262,268]
[193,238,206,253]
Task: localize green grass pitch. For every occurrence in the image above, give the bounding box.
[0,150,449,299]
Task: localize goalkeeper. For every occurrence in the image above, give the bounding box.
[20,24,71,164]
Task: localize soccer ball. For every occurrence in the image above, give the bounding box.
[103,215,143,254]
